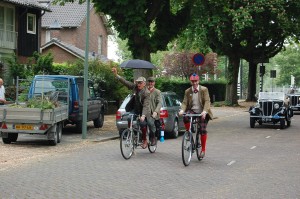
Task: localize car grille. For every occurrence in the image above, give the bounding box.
[259,101,283,116]
[290,95,300,106]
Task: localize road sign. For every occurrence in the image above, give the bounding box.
[192,53,205,66]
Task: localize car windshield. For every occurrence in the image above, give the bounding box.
[258,92,285,101]
[120,94,132,108]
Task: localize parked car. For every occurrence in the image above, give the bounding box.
[116,91,185,138]
[249,92,293,129]
[286,92,300,112]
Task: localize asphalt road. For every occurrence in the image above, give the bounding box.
[0,108,300,199]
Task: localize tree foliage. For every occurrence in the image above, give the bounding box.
[270,44,300,87]
[54,0,193,61]
[188,0,300,105]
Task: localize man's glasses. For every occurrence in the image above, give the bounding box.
[136,81,144,84]
[148,80,154,83]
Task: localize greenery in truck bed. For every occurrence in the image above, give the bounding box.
[8,97,59,109]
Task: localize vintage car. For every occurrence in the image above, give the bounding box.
[286,92,300,112]
[249,92,293,129]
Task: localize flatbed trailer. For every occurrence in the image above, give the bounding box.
[0,105,68,145]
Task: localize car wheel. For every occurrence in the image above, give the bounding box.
[280,118,285,129]
[76,121,83,133]
[171,119,179,138]
[286,115,291,127]
[250,117,255,128]
[94,110,104,128]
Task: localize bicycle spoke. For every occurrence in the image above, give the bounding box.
[120,129,134,159]
[182,131,192,166]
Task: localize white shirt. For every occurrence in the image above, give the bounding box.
[0,85,5,100]
[192,85,203,113]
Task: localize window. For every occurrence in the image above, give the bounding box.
[0,6,15,31]
[45,30,50,42]
[170,95,181,106]
[165,96,172,107]
[27,13,36,34]
[98,35,102,55]
[0,7,4,30]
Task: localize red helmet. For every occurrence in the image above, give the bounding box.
[189,73,199,81]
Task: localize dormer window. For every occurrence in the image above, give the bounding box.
[27,13,36,34]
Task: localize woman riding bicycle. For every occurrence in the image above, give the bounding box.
[179,73,213,159]
[112,67,150,149]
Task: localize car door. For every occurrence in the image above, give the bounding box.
[87,82,102,120]
[168,94,184,130]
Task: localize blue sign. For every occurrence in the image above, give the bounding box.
[192,53,205,66]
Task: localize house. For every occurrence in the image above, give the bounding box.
[0,0,50,77]
[40,0,113,63]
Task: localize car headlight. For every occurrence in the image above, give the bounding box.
[274,103,279,109]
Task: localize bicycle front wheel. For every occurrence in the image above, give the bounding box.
[182,131,193,166]
[148,136,157,153]
[120,129,134,160]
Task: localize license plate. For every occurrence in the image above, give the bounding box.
[15,124,34,130]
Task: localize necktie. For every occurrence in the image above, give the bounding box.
[194,88,198,93]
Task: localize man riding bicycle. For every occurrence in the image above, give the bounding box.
[179,73,213,159]
[147,77,162,146]
[112,67,150,149]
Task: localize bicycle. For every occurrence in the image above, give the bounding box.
[181,113,203,166]
[120,113,157,160]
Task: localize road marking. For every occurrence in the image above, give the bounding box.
[227,160,236,166]
[265,136,271,139]
[250,146,256,149]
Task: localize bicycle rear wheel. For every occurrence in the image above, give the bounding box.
[120,129,134,159]
[182,131,193,166]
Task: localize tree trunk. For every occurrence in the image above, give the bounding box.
[133,45,153,80]
[225,56,240,105]
[246,61,258,101]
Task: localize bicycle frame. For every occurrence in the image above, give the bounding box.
[181,113,203,166]
[120,113,157,160]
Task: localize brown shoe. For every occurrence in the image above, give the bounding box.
[141,140,148,149]
[151,137,157,146]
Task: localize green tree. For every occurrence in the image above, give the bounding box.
[270,44,300,87]
[54,0,193,79]
[28,52,54,75]
[190,0,300,104]
[6,54,26,83]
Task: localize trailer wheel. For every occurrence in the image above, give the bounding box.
[57,122,62,143]
[2,133,18,144]
[48,124,58,146]
[2,137,11,144]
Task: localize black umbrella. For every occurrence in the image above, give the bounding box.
[120,59,156,69]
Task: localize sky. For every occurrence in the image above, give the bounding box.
[107,35,120,62]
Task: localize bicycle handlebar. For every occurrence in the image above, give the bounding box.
[121,113,140,117]
[183,113,203,117]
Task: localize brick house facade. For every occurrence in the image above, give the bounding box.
[40,1,112,63]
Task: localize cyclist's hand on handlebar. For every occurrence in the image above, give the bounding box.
[201,111,207,119]
[152,112,157,118]
[140,115,146,122]
[178,110,184,116]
